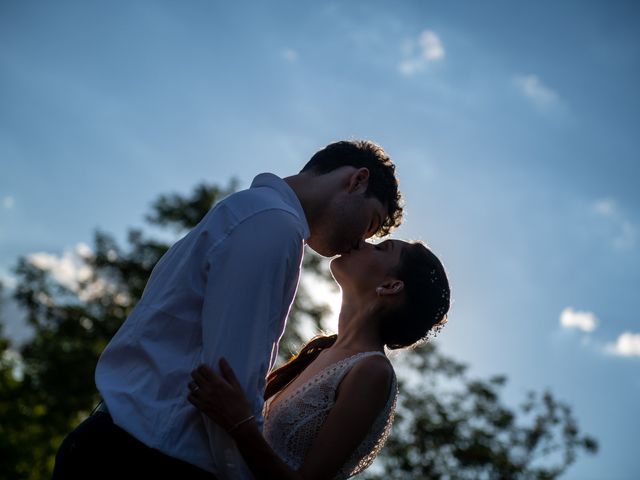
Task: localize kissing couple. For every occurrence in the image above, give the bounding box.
[53,140,450,480]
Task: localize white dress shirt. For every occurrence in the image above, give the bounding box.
[95,173,310,478]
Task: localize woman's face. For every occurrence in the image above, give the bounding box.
[330,239,405,295]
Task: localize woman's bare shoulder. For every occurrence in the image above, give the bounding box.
[339,354,394,397]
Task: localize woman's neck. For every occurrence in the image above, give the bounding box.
[332,302,385,353]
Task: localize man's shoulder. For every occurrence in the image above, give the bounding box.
[207,195,306,248]
[220,176,304,226]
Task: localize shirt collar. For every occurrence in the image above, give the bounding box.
[250,173,310,240]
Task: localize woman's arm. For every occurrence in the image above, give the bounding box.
[188,356,393,480]
[296,355,393,480]
[188,359,303,480]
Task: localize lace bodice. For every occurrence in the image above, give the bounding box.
[262,351,398,479]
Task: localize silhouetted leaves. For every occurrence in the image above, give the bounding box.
[365,344,598,479]
[145,180,240,231]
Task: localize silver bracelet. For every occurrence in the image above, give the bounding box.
[228,415,255,434]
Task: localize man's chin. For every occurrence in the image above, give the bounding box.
[307,240,344,258]
[306,244,334,258]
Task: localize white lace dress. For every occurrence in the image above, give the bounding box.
[262,351,398,479]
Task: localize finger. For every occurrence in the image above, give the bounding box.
[196,364,217,382]
[188,380,199,392]
[219,357,241,388]
[187,394,206,411]
[191,369,217,388]
[188,395,229,430]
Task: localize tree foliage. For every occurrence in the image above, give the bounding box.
[0,181,596,479]
[364,344,597,479]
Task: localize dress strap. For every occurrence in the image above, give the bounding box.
[266,351,392,412]
[331,351,392,390]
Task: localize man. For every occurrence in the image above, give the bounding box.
[52,140,403,479]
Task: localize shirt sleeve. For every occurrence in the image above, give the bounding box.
[199,208,305,479]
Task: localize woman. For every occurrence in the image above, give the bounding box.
[187,239,450,480]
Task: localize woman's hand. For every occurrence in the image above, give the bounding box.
[188,359,305,480]
[187,358,254,433]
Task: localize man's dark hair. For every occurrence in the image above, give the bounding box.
[301,140,403,236]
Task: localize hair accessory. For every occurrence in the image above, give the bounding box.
[429,269,438,284]
[423,286,451,344]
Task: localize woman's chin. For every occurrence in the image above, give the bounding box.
[329,257,346,278]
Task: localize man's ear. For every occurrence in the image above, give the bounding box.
[376,279,404,296]
[347,167,370,194]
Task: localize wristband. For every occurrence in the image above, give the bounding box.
[228,415,255,434]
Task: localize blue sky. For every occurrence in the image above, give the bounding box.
[1,1,639,478]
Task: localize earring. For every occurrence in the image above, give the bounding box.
[376,287,384,294]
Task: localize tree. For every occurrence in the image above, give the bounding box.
[0,180,596,479]
[364,343,597,479]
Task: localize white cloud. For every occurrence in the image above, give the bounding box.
[28,243,94,293]
[593,198,616,217]
[0,271,17,289]
[75,243,93,258]
[418,31,445,60]
[398,30,444,76]
[560,307,598,333]
[398,59,423,76]
[513,74,559,110]
[558,305,640,359]
[282,48,299,62]
[2,196,14,209]
[26,243,128,303]
[613,221,637,250]
[592,198,637,251]
[605,332,640,357]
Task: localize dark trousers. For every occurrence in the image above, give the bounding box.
[52,410,218,480]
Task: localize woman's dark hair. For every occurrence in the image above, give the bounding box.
[379,242,450,349]
[301,140,403,237]
[264,242,450,401]
[264,334,338,401]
